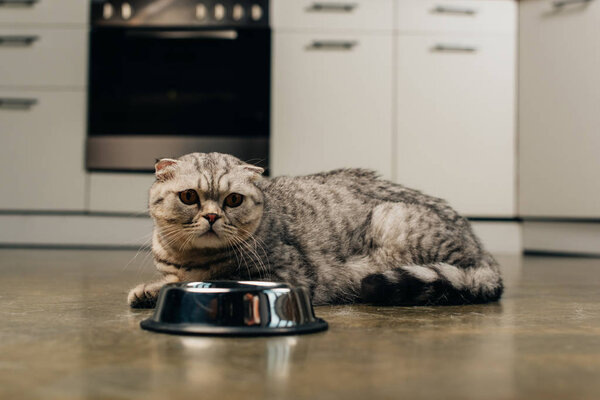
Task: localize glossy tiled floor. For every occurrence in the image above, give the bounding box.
[1,249,599,400]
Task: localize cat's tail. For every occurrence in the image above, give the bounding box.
[360,258,503,306]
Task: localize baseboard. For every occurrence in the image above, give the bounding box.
[522,221,600,256]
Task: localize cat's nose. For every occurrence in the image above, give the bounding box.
[203,213,220,225]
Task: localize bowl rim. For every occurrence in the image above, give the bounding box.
[170,280,291,293]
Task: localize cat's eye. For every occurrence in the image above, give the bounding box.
[224,193,244,208]
[179,189,199,205]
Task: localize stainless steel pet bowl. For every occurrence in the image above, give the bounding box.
[140,281,328,336]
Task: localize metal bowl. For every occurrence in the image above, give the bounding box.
[140,281,328,336]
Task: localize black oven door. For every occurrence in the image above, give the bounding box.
[87,27,270,171]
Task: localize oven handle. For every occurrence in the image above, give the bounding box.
[126,30,238,40]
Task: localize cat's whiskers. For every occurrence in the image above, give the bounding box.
[237,226,271,275]
[158,226,190,253]
[221,226,246,270]
[237,236,268,280]
[240,240,268,280]
[222,225,261,279]
[122,232,154,275]
[224,236,243,273]
[226,228,267,280]
[232,226,270,279]
[178,231,193,253]
[227,235,252,279]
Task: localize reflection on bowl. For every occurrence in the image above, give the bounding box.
[140,281,328,336]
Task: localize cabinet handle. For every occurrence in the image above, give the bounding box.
[308,40,358,50]
[553,0,593,7]
[433,5,477,15]
[432,44,477,52]
[307,3,357,12]
[0,35,39,46]
[0,0,39,5]
[0,98,38,109]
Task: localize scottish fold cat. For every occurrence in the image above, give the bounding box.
[128,152,502,308]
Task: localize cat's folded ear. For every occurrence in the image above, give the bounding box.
[243,164,264,180]
[155,158,178,181]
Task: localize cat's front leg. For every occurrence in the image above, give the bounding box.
[127,274,180,309]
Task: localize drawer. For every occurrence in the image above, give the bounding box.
[271,0,393,31]
[0,27,87,88]
[395,34,516,216]
[272,32,393,178]
[396,0,516,34]
[0,0,88,26]
[0,89,86,211]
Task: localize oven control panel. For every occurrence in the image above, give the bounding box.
[91,0,269,27]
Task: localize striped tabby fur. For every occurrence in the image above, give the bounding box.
[128,152,503,308]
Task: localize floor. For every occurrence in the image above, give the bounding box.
[1,249,599,400]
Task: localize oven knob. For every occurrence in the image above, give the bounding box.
[232,4,244,21]
[214,3,226,21]
[102,3,114,19]
[121,2,133,20]
[196,3,207,20]
[251,4,262,21]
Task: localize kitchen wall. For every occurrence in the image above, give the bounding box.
[1,0,598,255]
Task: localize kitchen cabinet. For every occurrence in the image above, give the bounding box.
[0,90,87,210]
[0,2,88,211]
[0,27,87,88]
[519,0,600,218]
[271,0,393,31]
[271,0,394,178]
[395,34,516,216]
[394,0,517,217]
[271,31,393,178]
[0,0,88,25]
[396,0,516,34]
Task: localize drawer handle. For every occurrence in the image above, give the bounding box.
[553,0,593,7]
[0,35,39,46]
[433,44,477,53]
[309,40,358,50]
[0,0,39,5]
[307,3,357,12]
[0,98,38,109]
[433,5,477,15]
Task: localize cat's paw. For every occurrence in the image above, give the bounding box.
[127,283,159,309]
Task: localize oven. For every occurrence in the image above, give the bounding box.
[86,0,270,172]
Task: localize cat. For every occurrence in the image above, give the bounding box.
[128,152,503,308]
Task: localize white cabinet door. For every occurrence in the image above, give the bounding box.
[519,0,600,218]
[0,90,86,210]
[395,0,516,34]
[271,32,393,178]
[0,27,87,88]
[0,0,88,26]
[395,34,516,217]
[271,0,393,31]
